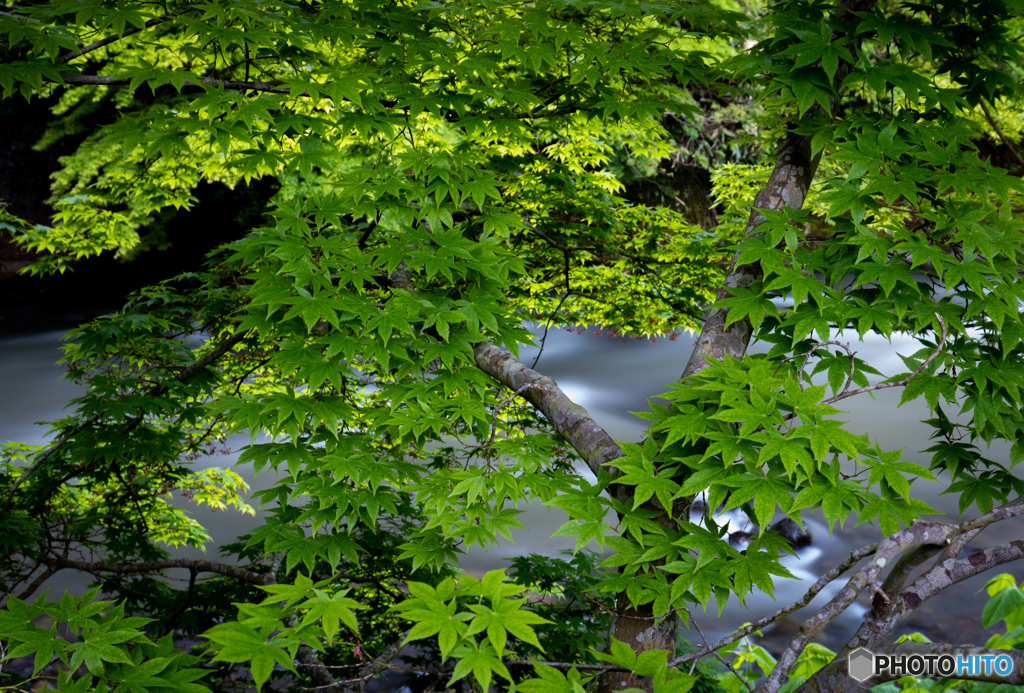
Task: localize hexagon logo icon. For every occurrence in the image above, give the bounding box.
[848,647,875,682]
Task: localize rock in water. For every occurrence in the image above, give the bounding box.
[770,518,811,548]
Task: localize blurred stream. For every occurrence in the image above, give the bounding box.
[1,324,1019,651]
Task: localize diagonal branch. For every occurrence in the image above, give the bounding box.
[472,341,623,481]
[793,499,1024,693]
[681,0,872,383]
[757,520,960,693]
[670,540,881,667]
[56,6,198,65]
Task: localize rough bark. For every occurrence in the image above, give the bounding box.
[796,538,1024,693]
[681,132,820,379]
[595,130,823,693]
[760,520,961,693]
[788,499,1024,693]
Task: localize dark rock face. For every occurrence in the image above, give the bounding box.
[770,518,812,549]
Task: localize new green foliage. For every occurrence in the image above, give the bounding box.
[2,0,1024,691]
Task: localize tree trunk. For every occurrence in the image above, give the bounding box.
[598,1,871,687]
[599,601,679,693]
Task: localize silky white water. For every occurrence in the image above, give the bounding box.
[1,325,1015,648]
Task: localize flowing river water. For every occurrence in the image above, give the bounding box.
[1,323,1019,653]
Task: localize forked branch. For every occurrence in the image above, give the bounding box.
[789,499,1024,693]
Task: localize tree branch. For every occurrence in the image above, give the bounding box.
[820,314,946,406]
[14,565,59,602]
[669,541,881,667]
[297,644,347,692]
[757,520,960,693]
[472,341,623,482]
[794,500,1024,693]
[55,6,198,65]
[40,555,277,586]
[680,0,871,383]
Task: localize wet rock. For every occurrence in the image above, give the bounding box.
[728,530,754,546]
[770,518,811,549]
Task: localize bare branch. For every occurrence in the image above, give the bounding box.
[14,565,59,602]
[296,631,410,693]
[874,543,941,612]
[297,644,348,693]
[860,501,1023,622]
[795,501,1024,693]
[758,520,959,693]
[670,541,880,667]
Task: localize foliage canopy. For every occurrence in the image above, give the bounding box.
[2,0,1024,691]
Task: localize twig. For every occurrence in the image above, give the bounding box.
[484,383,549,452]
[692,616,754,693]
[506,659,628,672]
[820,313,946,406]
[14,565,58,602]
[669,541,879,666]
[530,292,574,370]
